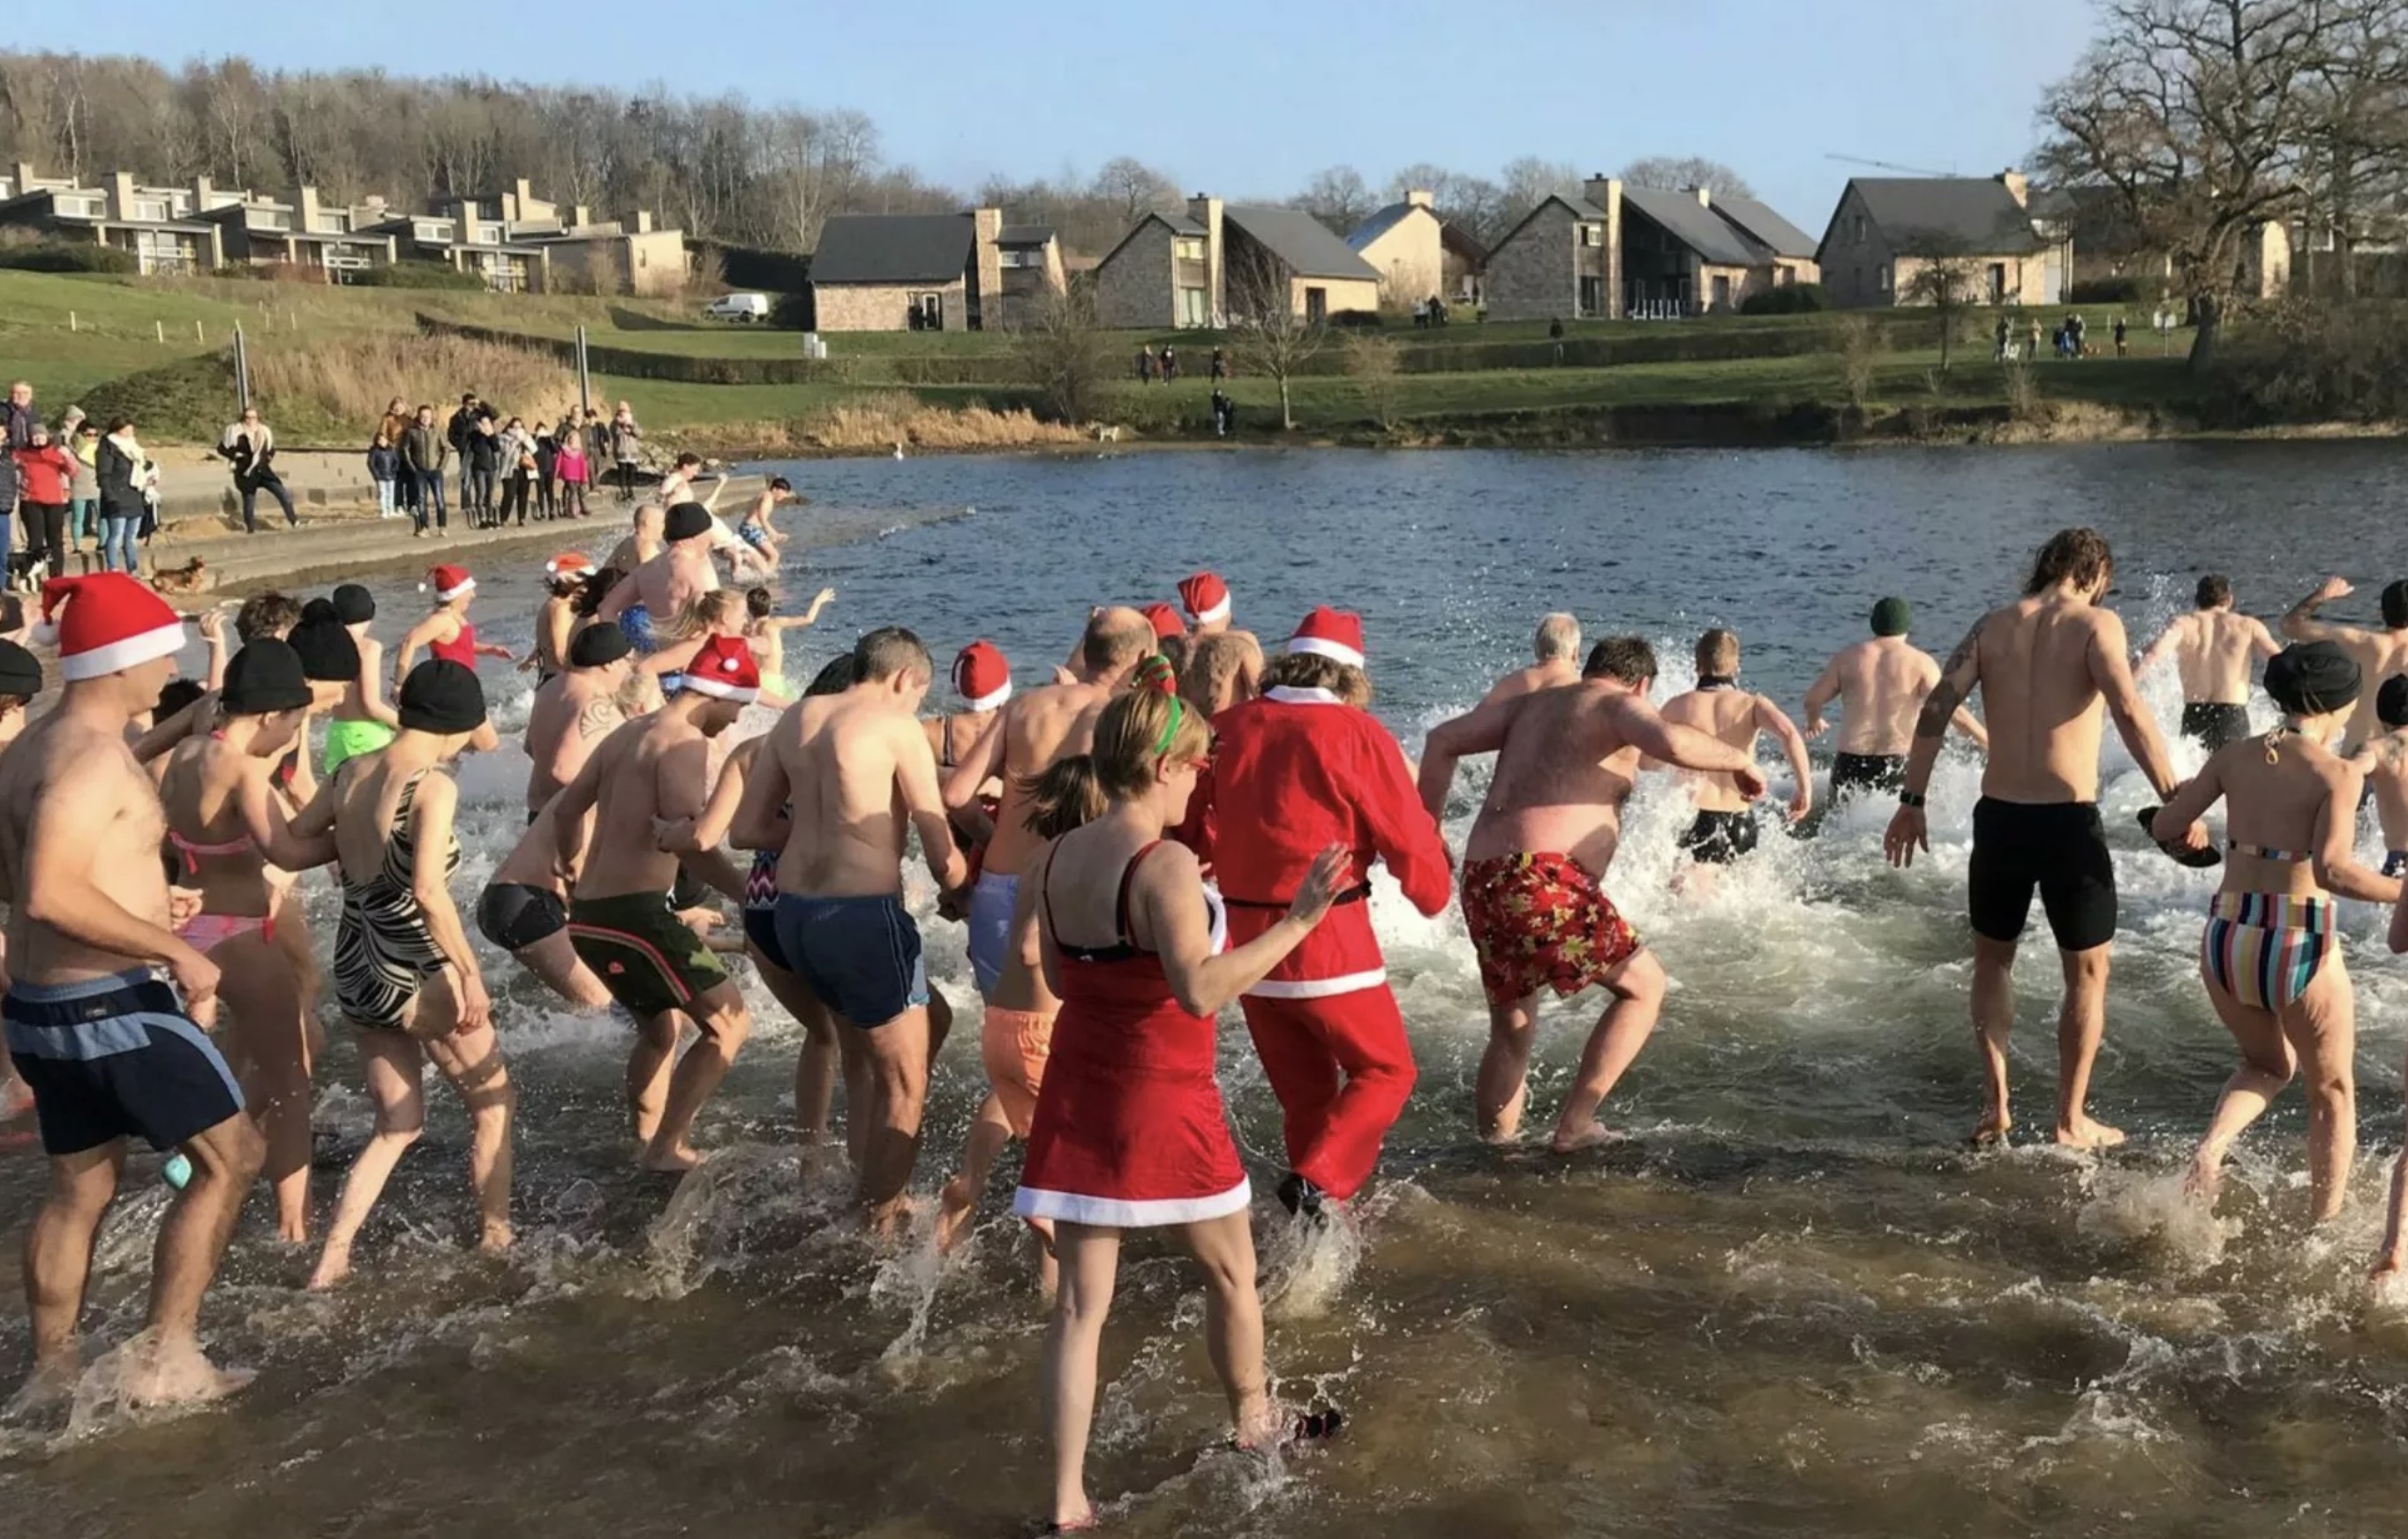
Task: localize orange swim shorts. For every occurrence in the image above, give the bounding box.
[981,1005,1056,1137]
[1460,852,1642,1008]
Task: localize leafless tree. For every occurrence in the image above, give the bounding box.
[1499,155,1586,226]
[1228,247,1327,432]
[1342,331,1403,431]
[1294,165,1377,231]
[1091,155,1179,227]
[1621,155,1757,199]
[1010,285,1117,425]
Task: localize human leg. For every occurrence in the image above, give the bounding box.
[646,980,750,1170]
[1296,989,1415,1199]
[1042,1222,1120,1530]
[1477,995,1541,1141]
[238,481,260,534]
[514,930,614,1010]
[36,503,64,574]
[1554,948,1667,1150]
[418,1000,515,1252]
[2052,944,2121,1147]
[218,933,314,1242]
[22,1143,124,1394]
[308,1031,428,1289]
[1176,1209,1275,1445]
[2189,957,2292,1204]
[2286,952,2356,1223]
[624,1008,684,1148]
[848,1009,931,1230]
[937,1092,1014,1253]
[1970,935,2019,1143]
[1238,996,1340,1192]
[134,1110,264,1404]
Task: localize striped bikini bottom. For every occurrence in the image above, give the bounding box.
[2201,892,2335,1011]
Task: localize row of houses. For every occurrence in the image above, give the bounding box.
[0,166,688,295]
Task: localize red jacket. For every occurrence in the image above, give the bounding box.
[1191,686,1452,998]
[11,444,74,506]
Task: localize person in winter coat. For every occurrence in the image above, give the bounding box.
[218,407,298,533]
[95,417,150,574]
[400,403,450,537]
[65,414,99,552]
[466,417,503,529]
[497,417,539,527]
[367,432,402,521]
[11,422,77,578]
[610,402,643,501]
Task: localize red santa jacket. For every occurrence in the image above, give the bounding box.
[1189,685,1452,1000]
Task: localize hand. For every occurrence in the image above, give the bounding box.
[810,587,836,613]
[2173,817,2209,853]
[453,970,492,1035]
[1884,806,1929,868]
[652,815,696,852]
[1051,664,1078,687]
[197,608,224,645]
[1733,768,1768,801]
[169,942,222,1030]
[1786,792,1810,826]
[1804,716,1827,740]
[1286,843,1351,928]
[2317,575,2354,603]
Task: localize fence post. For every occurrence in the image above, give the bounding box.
[156,320,164,344]
[577,325,591,416]
[68,311,77,333]
[233,324,251,413]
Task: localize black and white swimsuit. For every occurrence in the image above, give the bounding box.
[335,770,462,1031]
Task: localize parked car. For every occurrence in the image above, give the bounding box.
[703,292,771,324]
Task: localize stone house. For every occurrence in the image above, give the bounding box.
[1483,180,1621,321]
[995,224,1068,327]
[1618,185,1824,315]
[1817,172,2072,309]
[1345,190,1486,307]
[1092,196,1381,328]
[809,209,1062,332]
[437,181,689,297]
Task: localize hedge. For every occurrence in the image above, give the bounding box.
[357,261,488,291]
[0,241,138,274]
[1740,283,1828,315]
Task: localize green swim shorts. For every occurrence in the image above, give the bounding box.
[323,717,398,776]
[568,890,728,1021]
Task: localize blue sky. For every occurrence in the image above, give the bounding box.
[100,0,2099,231]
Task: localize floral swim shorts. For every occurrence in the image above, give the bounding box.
[1459,852,1643,1008]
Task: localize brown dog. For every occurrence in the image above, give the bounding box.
[149,557,211,595]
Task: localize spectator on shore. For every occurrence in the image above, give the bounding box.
[1135,346,1155,385]
[1162,345,1178,383]
[95,417,148,574]
[218,405,298,534]
[0,380,33,574]
[402,403,450,538]
[467,416,503,529]
[554,422,591,521]
[1210,347,1228,382]
[2113,316,2129,357]
[64,413,98,554]
[368,431,401,521]
[12,423,74,579]
[2028,315,2043,361]
[610,402,643,502]
[533,420,559,521]
[376,395,410,452]
[446,393,485,509]
[499,417,539,527]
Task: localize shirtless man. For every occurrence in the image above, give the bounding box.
[735,627,969,1230]
[2282,576,2408,753]
[599,501,719,655]
[1419,636,1766,1148]
[1,574,263,1406]
[944,608,1151,998]
[606,503,666,574]
[1804,597,1989,802]
[1480,612,1582,704]
[1177,570,1263,717]
[1657,629,1813,865]
[1885,528,2197,1148]
[2140,575,2280,751]
[0,640,36,1120]
[2352,678,2408,877]
[523,621,635,818]
[551,634,758,1170]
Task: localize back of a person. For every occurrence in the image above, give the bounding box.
[1212,694,1369,891]
[1472,686,1641,867]
[579,720,677,897]
[1181,631,1260,716]
[333,756,408,889]
[1660,687,1757,806]
[2217,737,2343,900]
[989,683,1106,875]
[1042,827,1207,1062]
[2181,612,2257,702]
[1979,597,2107,801]
[785,693,904,894]
[1854,642,1935,747]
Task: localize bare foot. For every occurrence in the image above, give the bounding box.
[934,1175,977,1255]
[864,1193,922,1243]
[2185,1151,2224,1205]
[641,1143,705,1174]
[305,1248,353,1292]
[2055,1117,2126,1151]
[8,1357,80,1416]
[124,1340,256,1408]
[478,1222,515,1255]
[1047,1503,1098,1533]
[1968,1112,2013,1149]
[2373,1256,2404,1280]
[1549,1122,1624,1153]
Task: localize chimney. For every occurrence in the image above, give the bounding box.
[296,185,322,232]
[1584,174,1617,210]
[1692,185,1712,208]
[1998,169,2030,207]
[1406,187,1434,210]
[1188,194,1225,322]
[572,204,591,229]
[192,176,214,209]
[634,210,654,234]
[11,161,34,197]
[500,192,520,224]
[107,171,137,221]
[515,177,533,210]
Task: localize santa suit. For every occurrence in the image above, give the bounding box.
[1193,684,1452,1200]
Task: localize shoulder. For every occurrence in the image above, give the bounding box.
[1133,837,1202,888]
[2088,607,2131,643]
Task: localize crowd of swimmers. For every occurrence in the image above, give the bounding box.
[11,519,2408,1528]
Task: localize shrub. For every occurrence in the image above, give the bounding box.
[2215,301,2408,424]
[0,241,138,274]
[1328,309,1384,329]
[354,261,487,291]
[770,290,813,330]
[2068,276,2163,305]
[1740,283,1827,315]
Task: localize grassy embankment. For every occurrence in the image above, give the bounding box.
[0,269,2216,452]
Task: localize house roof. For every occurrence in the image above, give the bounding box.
[1486,193,1607,258]
[1711,193,1817,259]
[1621,185,1763,267]
[1223,205,1380,280]
[996,224,1055,248]
[1833,177,2041,258]
[1345,200,1425,251]
[810,213,973,285]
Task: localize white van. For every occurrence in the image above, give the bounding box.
[703,292,771,324]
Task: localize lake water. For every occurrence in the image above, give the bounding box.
[9,441,2408,1538]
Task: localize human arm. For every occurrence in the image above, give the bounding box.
[764,589,836,630]
[941,710,1006,815]
[1754,694,1814,823]
[1951,703,1989,752]
[548,737,609,872]
[131,691,212,765]
[237,759,336,871]
[1620,695,1767,792]
[392,613,445,689]
[1802,660,1840,738]
[596,576,633,624]
[898,720,968,891]
[2250,618,2283,660]
[21,757,219,1023]
[730,711,794,852]
[357,642,399,728]
[2088,612,2184,800]
[199,607,229,693]
[528,603,575,676]
[1416,697,1518,822]
[406,774,487,1032]
[1139,839,1349,1017]
[2314,764,2401,904]
[640,638,704,679]
[2283,577,2355,643]
[2136,618,2182,674]
[476,641,516,662]
[1885,617,1984,868]
[1360,723,1453,915]
[663,739,752,852]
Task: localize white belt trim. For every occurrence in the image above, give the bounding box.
[1014,1177,1251,1228]
[1245,967,1387,1000]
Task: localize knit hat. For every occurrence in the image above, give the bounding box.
[331,583,375,625]
[2265,641,2362,717]
[0,638,42,698]
[546,551,597,582]
[288,611,362,682]
[34,574,186,683]
[1288,606,1366,669]
[952,640,1012,711]
[2382,675,2408,730]
[221,639,313,715]
[1870,597,1912,638]
[1179,571,1230,625]
[397,658,486,733]
[1141,603,1185,642]
[568,621,632,669]
[681,635,760,703]
[428,565,474,603]
[664,502,711,543]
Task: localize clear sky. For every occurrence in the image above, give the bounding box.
[94,0,2100,232]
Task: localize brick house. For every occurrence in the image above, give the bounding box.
[1710,194,1822,288]
[1483,180,1621,321]
[1817,171,2073,308]
[809,209,1060,332]
[0,165,222,274]
[1092,196,1381,328]
[1346,190,1486,307]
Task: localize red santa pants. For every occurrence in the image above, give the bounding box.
[1238,986,1417,1201]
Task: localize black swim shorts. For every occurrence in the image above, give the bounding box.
[1968,798,2117,952]
[477,882,568,952]
[2180,702,2252,753]
[1678,809,1760,866]
[1831,753,1907,800]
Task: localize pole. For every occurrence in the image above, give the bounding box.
[233,324,251,413]
[576,325,591,417]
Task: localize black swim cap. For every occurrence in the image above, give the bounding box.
[1870,597,1911,637]
[332,583,376,625]
[398,659,487,734]
[289,612,362,682]
[0,638,41,698]
[665,502,711,543]
[568,621,632,670]
[2265,641,2362,717]
[221,639,313,715]
[2383,580,2408,629]
[2381,675,2408,729]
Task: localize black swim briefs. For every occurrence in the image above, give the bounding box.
[1831,753,1907,799]
[1968,798,2116,951]
[1678,808,1759,866]
[477,882,568,952]
[2179,702,2252,753]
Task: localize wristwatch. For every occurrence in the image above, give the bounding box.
[1898,791,1926,808]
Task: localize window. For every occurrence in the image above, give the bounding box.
[1877,264,1892,293]
[1578,275,1604,316]
[1178,285,1208,327]
[416,221,448,241]
[1580,223,1602,247]
[133,199,167,221]
[1174,236,1205,260]
[1305,286,1328,323]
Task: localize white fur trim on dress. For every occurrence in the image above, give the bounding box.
[59,620,186,682]
[1287,635,1364,669]
[1263,686,1344,707]
[1013,1176,1251,1228]
[1244,967,1388,1001]
[965,683,1012,712]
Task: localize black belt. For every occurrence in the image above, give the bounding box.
[1223,882,1372,911]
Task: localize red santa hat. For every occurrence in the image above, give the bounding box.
[1288,606,1366,669]
[952,640,1012,711]
[428,564,475,603]
[1141,603,1185,642]
[681,634,760,703]
[1178,570,1230,625]
[34,574,186,683]
[544,551,596,581]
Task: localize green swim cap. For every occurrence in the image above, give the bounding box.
[1870,597,1912,637]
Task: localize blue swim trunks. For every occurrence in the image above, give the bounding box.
[966,870,1020,998]
[3,969,245,1156]
[772,892,929,1028]
[620,603,656,654]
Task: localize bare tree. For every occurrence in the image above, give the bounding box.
[1895,230,1982,371]
[1228,247,1326,432]
[1011,284,1117,424]
[1342,331,1403,431]
[1294,165,1377,231]
[1621,155,1757,199]
[1499,155,1585,226]
[2296,0,2408,296]
[1091,155,1179,226]
[2036,0,2331,368]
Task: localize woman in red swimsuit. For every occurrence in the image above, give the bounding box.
[1014,658,1348,1532]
